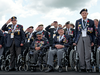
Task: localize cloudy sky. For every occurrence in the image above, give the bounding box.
[0,0,100,30]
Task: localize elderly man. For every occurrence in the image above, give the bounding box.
[30,32,49,65]
[2,16,25,71]
[35,24,49,40]
[73,9,95,72]
[45,21,59,46]
[45,28,71,73]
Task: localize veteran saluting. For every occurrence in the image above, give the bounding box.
[73,9,95,72]
[2,16,25,71]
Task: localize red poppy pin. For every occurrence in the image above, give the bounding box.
[87,20,89,23]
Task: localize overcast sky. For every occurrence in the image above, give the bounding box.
[0,0,100,30]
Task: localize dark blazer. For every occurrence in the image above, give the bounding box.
[30,37,50,50]
[75,18,95,44]
[64,28,75,43]
[25,31,35,45]
[2,24,25,47]
[45,25,59,45]
[0,30,4,45]
[52,34,72,51]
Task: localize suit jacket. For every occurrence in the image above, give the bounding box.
[0,30,4,45]
[25,31,35,45]
[75,18,95,44]
[30,37,50,50]
[2,24,25,47]
[64,28,75,43]
[53,34,72,51]
[45,25,59,45]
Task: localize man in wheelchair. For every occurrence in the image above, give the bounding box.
[45,27,71,73]
[30,31,49,68]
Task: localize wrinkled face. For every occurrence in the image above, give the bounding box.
[11,19,17,24]
[94,20,98,26]
[28,28,33,33]
[66,24,70,28]
[39,26,43,31]
[37,34,43,40]
[81,11,88,19]
[58,29,64,35]
[59,24,62,28]
[54,23,58,28]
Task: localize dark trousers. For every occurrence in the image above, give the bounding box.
[10,41,21,69]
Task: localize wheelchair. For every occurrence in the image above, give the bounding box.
[24,47,48,72]
[51,47,70,72]
[69,46,96,72]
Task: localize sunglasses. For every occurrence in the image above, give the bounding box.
[11,20,16,21]
[37,36,41,38]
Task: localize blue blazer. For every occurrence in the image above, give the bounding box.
[75,18,95,44]
[2,24,25,47]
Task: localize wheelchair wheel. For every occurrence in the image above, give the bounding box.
[96,49,100,70]
[69,50,75,70]
[92,66,96,72]
[24,64,28,71]
[99,64,100,72]
[1,65,5,71]
[39,64,44,72]
[65,66,68,72]
[19,66,23,71]
[5,66,9,72]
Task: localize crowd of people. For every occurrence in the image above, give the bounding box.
[0,8,100,73]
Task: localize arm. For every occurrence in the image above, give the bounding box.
[45,25,51,32]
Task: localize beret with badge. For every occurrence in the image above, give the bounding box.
[11,16,17,20]
[36,31,43,35]
[80,8,88,14]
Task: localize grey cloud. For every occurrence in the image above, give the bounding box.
[28,0,92,12]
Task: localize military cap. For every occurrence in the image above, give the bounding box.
[80,9,88,14]
[29,26,34,29]
[53,21,58,23]
[11,16,17,20]
[38,24,44,27]
[65,21,70,25]
[58,27,63,30]
[36,31,42,35]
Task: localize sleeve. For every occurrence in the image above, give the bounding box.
[64,35,72,47]
[74,20,78,44]
[2,24,8,31]
[20,25,25,44]
[45,25,51,32]
[0,30,4,45]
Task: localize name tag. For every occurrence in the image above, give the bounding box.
[53,34,56,38]
[82,29,87,37]
[11,33,14,38]
[28,38,30,42]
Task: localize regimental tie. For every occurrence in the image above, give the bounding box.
[83,20,86,30]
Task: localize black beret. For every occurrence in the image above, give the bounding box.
[11,16,17,20]
[38,24,43,27]
[58,27,63,30]
[65,21,70,25]
[80,9,88,14]
[36,31,42,35]
[29,26,34,29]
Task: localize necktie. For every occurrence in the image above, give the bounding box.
[83,20,86,29]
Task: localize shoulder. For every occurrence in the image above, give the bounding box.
[17,24,23,28]
[76,18,81,22]
[88,19,94,23]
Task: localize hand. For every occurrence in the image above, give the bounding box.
[55,45,63,49]
[51,23,54,26]
[20,43,24,46]
[35,47,40,50]
[25,28,29,32]
[91,42,94,46]
[36,27,39,31]
[0,45,2,49]
[63,25,66,28]
[73,43,76,46]
[6,19,11,24]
